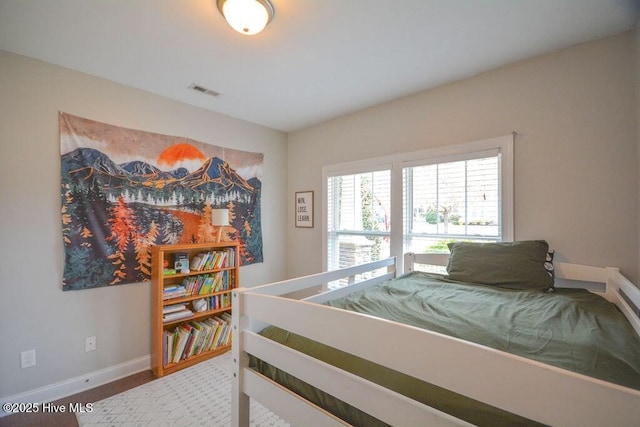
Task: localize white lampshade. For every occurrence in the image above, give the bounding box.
[211,208,230,226]
[217,0,274,36]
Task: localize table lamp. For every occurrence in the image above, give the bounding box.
[211,208,230,242]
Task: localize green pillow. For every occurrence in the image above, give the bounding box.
[446,240,554,291]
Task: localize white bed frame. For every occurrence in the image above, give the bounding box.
[231,254,640,426]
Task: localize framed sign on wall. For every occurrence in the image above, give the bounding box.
[295,191,314,228]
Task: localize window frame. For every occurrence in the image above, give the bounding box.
[326,168,392,275]
[322,134,514,273]
[403,148,503,246]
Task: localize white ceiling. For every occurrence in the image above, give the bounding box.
[1,0,638,132]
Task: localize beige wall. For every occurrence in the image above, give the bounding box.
[288,32,639,284]
[0,51,288,398]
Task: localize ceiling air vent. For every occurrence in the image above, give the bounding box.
[189,83,220,97]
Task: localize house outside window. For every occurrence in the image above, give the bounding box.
[324,135,513,286]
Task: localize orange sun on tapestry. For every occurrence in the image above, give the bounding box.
[158,143,207,170]
[59,113,263,291]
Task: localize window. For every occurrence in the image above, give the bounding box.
[324,134,513,277]
[403,150,502,256]
[326,169,391,287]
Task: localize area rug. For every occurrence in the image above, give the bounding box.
[77,352,289,426]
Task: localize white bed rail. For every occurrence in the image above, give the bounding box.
[233,255,640,427]
[247,256,396,299]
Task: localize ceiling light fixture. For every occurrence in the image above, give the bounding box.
[216,0,274,36]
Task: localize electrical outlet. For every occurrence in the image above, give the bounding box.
[85,336,96,352]
[20,349,36,369]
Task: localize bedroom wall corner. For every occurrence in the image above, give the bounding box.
[0,50,288,400]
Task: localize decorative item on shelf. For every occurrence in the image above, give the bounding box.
[174,252,190,274]
[192,298,207,313]
[216,0,274,36]
[163,256,177,275]
[211,208,230,243]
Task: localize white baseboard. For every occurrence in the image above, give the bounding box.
[0,355,151,417]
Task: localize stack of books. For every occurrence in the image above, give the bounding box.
[162,303,192,323]
[163,284,187,300]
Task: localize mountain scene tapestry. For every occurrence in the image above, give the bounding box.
[60,112,263,291]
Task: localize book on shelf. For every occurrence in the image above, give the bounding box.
[209,318,224,349]
[189,255,202,271]
[208,252,219,269]
[188,321,205,356]
[163,303,187,314]
[182,324,198,358]
[215,251,228,269]
[172,327,190,363]
[163,285,187,300]
[211,272,222,293]
[163,308,193,323]
[200,251,213,270]
[212,271,231,292]
[163,331,172,367]
[225,248,235,268]
[198,275,215,295]
[220,312,232,345]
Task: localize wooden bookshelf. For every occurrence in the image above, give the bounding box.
[151,241,239,377]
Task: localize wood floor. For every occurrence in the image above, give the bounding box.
[0,370,155,427]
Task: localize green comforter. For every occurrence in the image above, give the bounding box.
[251,272,640,426]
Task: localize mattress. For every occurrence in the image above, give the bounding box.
[250,272,640,426]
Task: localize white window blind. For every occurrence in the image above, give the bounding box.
[403,153,501,257]
[327,170,391,286]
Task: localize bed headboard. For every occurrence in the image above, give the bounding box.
[403,252,609,284]
[404,252,449,270]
